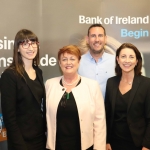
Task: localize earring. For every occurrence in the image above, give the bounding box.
[18,49,19,52]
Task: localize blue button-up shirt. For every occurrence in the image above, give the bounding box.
[78,51,115,98]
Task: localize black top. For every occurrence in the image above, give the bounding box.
[112,89,133,143]
[26,73,46,150]
[29,75,44,104]
[55,79,81,150]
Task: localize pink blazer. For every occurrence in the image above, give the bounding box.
[45,76,106,150]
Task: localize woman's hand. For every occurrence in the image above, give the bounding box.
[106,144,112,150]
[142,147,149,150]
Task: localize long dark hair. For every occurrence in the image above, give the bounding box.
[115,43,142,76]
[9,29,39,77]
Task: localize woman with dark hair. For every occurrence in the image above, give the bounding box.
[45,45,106,150]
[1,29,46,150]
[105,43,150,150]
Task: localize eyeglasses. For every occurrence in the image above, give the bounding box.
[20,41,39,49]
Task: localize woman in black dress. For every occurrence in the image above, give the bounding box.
[105,43,150,150]
[1,29,46,150]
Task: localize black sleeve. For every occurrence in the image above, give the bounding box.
[36,66,47,132]
[41,69,47,133]
[142,79,150,149]
[105,79,112,144]
[1,69,28,150]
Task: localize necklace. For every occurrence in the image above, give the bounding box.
[62,75,80,86]
[127,82,132,85]
[121,79,132,85]
[66,93,69,100]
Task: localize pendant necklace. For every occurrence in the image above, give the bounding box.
[128,82,132,85]
[66,93,69,100]
[121,78,132,85]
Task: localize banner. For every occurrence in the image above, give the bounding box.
[0,0,150,149]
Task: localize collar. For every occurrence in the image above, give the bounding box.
[86,50,107,62]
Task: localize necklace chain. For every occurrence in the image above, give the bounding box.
[62,75,80,86]
[121,78,132,85]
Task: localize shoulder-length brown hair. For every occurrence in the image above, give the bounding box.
[115,43,142,76]
[9,29,39,77]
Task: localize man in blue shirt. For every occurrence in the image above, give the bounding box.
[78,24,115,98]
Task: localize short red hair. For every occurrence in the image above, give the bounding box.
[58,45,81,61]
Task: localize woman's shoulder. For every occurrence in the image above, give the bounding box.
[107,76,119,82]
[0,68,18,87]
[81,75,95,82]
[80,76,99,86]
[139,75,150,80]
[138,75,150,83]
[45,76,62,85]
[1,68,16,78]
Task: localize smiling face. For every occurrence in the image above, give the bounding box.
[117,48,138,74]
[59,52,80,76]
[18,40,38,63]
[86,27,107,55]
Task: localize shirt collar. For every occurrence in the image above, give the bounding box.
[87,50,107,62]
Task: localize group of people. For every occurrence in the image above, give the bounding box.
[0,24,150,150]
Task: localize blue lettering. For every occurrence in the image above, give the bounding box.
[121,29,149,39]
[121,29,128,37]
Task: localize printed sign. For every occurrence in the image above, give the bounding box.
[0,114,7,141]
